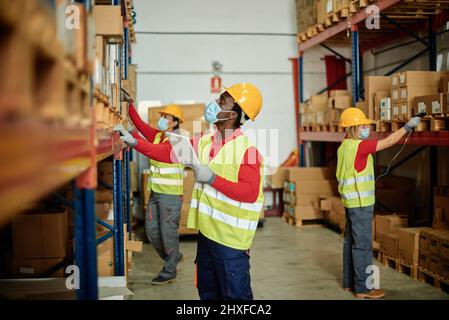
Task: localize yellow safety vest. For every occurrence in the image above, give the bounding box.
[148,132,185,195]
[187,133,264,250]
[336,139,375,208]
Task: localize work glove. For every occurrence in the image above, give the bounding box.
[404,117,420,133]
[113,124,137,147]
[190,164,216,185]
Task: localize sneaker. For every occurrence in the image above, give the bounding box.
[151,275,176,285]
[355,289,386,299]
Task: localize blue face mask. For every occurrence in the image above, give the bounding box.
[205,100,231,124]
[157,117,169,131]
[359,127,370,140]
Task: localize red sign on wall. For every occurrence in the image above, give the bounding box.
[211,76,222,94]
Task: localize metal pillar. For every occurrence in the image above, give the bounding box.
[299,52,305,167]
[351,24,360,106]
[124,149,131,235]
[113,158,125,276]
[74,185,98,300]
[428,16,437,71]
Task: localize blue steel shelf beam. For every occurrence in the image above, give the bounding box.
[351,24,361,106]
[113,156,125,276]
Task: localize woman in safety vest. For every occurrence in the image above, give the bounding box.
[337,108,420,299]
[116,103,185,285]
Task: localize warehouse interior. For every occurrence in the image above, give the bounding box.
[1,0,449,301]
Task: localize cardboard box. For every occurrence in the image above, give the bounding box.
[12,210,68,259]
[440,75,449,93]
[428,230,449,258]
[289,180,338,196]
[330,95,352,110]
[398,87,439,119]
[286,205,323,221]
[330,90,350,98]
[287,167,336,182]
[375,214,408,241]
[391,73,400,89]
[183,169,195,204]
[398,227,433,265]
[399,71,449,88]
[336,209,346,232]
[438,231,449,260]
[96,202,114,221]
[329,108,342,122]
[365,76,392,120]
[429,254,440,275]
[320,198,332,211]
[413,95,432,115]
[11,258,65,278]
[309,95,328,111]
[130,161,138,192]
[419,250,429,270]
[380,232,399,258]
[98,161,113,185]
[95,36,107,65]
[179,203,191,227]
[374,91,389,120]
[440,259,449,280]
[96,190,113,202]
[267,167,288,189]
[380,97,391,121]
[392,103,400,120]
[97,235,114,277]
[391,88,400,102]
[420,230,432,253]
[315,110,330,125]
[94,5,124,38]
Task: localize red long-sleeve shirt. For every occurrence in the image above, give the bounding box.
[129,105,261,203]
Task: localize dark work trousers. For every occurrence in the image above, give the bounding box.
[145,191,182,278]
[343,205,374,294]
[196,232,253,300]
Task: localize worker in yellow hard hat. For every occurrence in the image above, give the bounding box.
[115,103,186,285]
[116,83,264,300]
[336,107,420,299]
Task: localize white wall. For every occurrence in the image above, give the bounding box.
[132,0,331,166]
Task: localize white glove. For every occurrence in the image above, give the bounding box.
[113,125,137,147]
[191,164,216,185]
[404,117,420,133]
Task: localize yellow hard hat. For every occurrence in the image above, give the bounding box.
[225,83,263,121]
[340,107,375,128]
[160,104,184,123]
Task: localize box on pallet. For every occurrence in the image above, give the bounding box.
[373,91,389,120]
[429,254,440,275]
[398,227,433,265]
[287,167,336,182]
[365,76,392,120]
[11,258,65,278]
[285,204,323,221]
[183,169,195,204]
[267,167,288,189]
[438,231,449,260]
[94,5,124,39]
[434,186,449,230]
[398,71,449,88]
[12,209,68,260]
[428,230,449,258]
[329,95,352,110]
[441,75,449,93]
[419,250,430,270]
[379,232,399,258]
[375,214,408,241]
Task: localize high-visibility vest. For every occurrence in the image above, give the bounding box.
[336,139,375,208]
[187,133,264,250]
[148,132,184,195]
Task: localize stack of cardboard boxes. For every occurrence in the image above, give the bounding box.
[375,214,408,259]
[328,90,351,125]
[11,209,69,278]
[419,229,449,279]
[283,167,338,227]
[320,196,346,233]
[364,76,391,122]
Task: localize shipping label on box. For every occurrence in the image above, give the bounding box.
[431,100,441,114]
[417,101,427,114]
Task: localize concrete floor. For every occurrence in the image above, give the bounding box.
[128,218,449,300]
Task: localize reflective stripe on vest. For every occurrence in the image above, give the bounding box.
[193,183,264,213]
[148,132,184,195]
[339,175,375,187]
[341,190,375,201]
[190,199,258,231]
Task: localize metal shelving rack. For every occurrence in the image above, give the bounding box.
[294,0,449,225]
[295,0,449,158]
[0,0,136,300]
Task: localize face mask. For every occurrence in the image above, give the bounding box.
[157,117,169,131]
[359,127,370,140]
[205,100,232,124]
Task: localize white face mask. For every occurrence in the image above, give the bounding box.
[359,127,370,140]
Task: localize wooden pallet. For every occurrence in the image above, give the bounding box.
[397,260,419,280]
[418,267,449,293]
[381,254,400,271]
